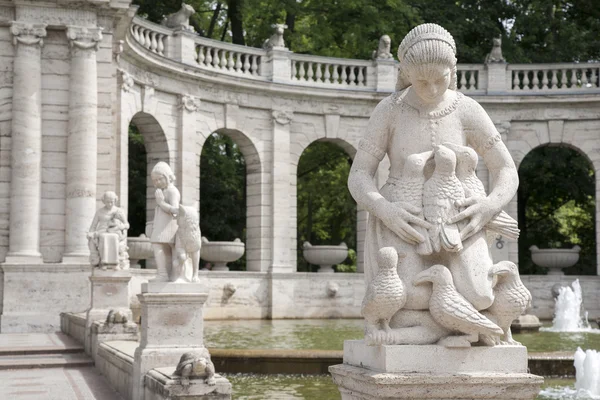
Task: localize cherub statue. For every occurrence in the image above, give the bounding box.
[87,191,130,269]
[349,23,528,347]
[484,37,505,63]
[173,204,201,283]
[372,34,393,60]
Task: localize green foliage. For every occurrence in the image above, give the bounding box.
[128,125,147,237]
[200,132,247,270]
[518,146,596,275]
[297,141,357,272]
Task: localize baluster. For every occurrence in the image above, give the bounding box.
[512,71,520,90]
[150,32,158,53]
[332,65,339,83]
[205,47,213,66]
[467,71,476,89]
[521,71,530,90]
[298,62,306,81]
[132,25,140,42]
[549,69,558,89]
[242,54,251,73]
[356,67,365,86]
[459,71,467,89]
[252,56,260,75]
[340,66,348,84]
[560,69,567,89]
[138,27,146,48]
[570,68,578,87]
[219,50,227,69]
[349,66,357,86]
[307,62,314,81]
[591,68,598,88]
[227,52,235,70]
[212,49,220,68]
[324,64,331,83]
[531,70,539,90]
[197,46,204,65]
[315,63,322,82]
[157,34,164,56]
[541,70,549,90]
[234,53,242,72]
[581,68,589,87]
[291,61,297,80]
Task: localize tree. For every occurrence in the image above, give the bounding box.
[297,141,357,272]
[200,132,247,270]
[518,146,596,275]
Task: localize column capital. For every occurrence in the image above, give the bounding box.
[10,22,47,47]
[66,26,103,51]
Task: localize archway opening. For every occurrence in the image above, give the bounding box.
[518,145,596,275]
[297,140,357,272]
[200,132,247,271]
[127,124,147,237]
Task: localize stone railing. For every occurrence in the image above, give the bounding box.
[127,16,600,95]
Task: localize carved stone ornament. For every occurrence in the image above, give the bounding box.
[179,95,201,112]
[119,69,134,93]
[10,22,47,47]
[272,110,293,125]
[372,34,393,60]
[67,26,103,51]
[113,40,124,63]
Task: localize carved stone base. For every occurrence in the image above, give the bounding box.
[145,367,231,400]
[330,341,543,400]
[85,269,132,354]
[132,282,211,400]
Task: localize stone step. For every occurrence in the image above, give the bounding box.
[0,333,84,356]
[0,352,93,370]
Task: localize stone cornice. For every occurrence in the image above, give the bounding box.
[66,25,103,51]
[10,21,47,47]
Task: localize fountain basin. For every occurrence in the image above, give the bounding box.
[530,245,581,275]
[201,237,245,271]
[302,242,348,273]
[127,234,153,268]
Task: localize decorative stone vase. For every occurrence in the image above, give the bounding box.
[201,237,245,271]
[303,242,348,273]
[127,234,153,268]
[530,245,581,275]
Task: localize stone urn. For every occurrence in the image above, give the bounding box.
[530,245,581,275]
[127,234,153,268]
[303,242,348,273]
[201,237,245,271]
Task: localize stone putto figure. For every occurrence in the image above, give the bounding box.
[372,34,393,60]
[161,3,196,32]
[349,23,530,347]
[148,162,201,283]
[263,23,287,49]
[87,191,130,270]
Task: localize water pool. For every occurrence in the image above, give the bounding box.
[205,319,600,353]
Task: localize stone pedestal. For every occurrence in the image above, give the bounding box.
[329,340,543,400]
[132,282,223,400]
[85,269,132,354]
[145,367,231,400]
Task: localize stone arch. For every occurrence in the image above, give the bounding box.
[516,142,598,275]
[199,128,265,272]
[128,112,171,225]
[292,137,366,272]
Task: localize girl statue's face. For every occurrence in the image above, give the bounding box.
[152,173,168,189]
[409,64,452,104]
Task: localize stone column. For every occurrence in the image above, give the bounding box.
[63,26,103,261]
[270,111,293,272]
[5,22,47,263]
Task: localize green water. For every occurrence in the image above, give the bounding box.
[205,319,600,352]
[225,374,576,400]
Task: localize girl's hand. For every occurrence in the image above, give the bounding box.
[448,197,499,241]
[155,188,165,205]
[378,200,432,245]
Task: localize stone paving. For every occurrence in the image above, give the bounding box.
[0,333,123,399]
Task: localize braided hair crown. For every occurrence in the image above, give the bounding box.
[396,23,458,92]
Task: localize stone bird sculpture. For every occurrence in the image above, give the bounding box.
[362,247,406,345]
[482,261,532,345]
[173,352,216,386]
[443,142,520,240]
[423,144,464,253]
[397,150,434,255]
[414,265,503,347]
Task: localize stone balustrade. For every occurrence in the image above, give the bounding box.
[128,16,600,95]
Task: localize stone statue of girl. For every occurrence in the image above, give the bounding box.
[149,161,181,281]
[349,24,520,345]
